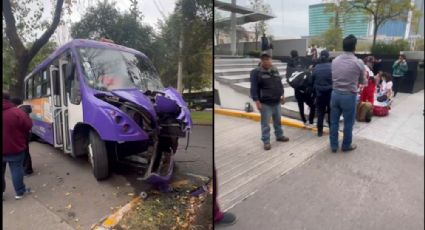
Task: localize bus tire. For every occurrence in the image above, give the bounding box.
[88,130,109,180]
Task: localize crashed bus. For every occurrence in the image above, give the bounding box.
[23,39,192,189]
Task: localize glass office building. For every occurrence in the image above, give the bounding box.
[309,3,369,38]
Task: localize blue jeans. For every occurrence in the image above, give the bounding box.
[329,90,357,151]
[3,152,27,196]
[260,103,284,144]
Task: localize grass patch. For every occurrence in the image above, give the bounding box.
[191,111,212,125]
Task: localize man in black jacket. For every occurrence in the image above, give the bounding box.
[250,52,289,150]
[312,50,332,137]
[288,50,316,127]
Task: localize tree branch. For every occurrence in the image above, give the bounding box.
[2,0,27,57]
[28,0,65,60]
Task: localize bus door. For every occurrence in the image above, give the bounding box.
[49,59,72,153]
[59,59,72,153]
[49,65,64,149]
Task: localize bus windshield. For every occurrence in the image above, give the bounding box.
[77,47,164,92]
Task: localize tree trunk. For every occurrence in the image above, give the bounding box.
[11,57,30,98]
[373,21,379,48]
[3,0,64,97]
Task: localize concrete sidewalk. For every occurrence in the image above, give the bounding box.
[3,179,75,230]
[215,114,329,211]
[353,91,424,156]
[217,137,424,230]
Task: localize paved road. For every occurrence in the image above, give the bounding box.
[216,138,424,230]
[3,125,212,230]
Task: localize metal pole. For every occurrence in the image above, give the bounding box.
[177,32,184,93]
[230,0,237,56]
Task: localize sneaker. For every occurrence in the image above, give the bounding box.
[264,143,271,151]
[15,188,31,200]
[342,144,357,152]
[276,136,289,142]
[318,130,323,137]
[331,148,337,153]
[215,212,237,227]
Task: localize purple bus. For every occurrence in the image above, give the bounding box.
[23,39,192,187]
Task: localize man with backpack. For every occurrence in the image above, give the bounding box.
[250,52,289,151]
[311,50,332,137]
[330,35,365,153]
[287,50,316,128]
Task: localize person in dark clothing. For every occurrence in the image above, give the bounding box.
[311,45,318,63]
[289,50,316,127]
[312,50,332,137]
[250,52,289,150]
[214,168,237,227]
[3,91,32,200]
[392,54,408,97]
[11,97,33,175]
[261,34,269,52]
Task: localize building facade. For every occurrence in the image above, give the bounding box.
[309,3,369,38]
[309,0,424,39]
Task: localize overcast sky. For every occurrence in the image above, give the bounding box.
[38,0,319,39]
[234,0,322,38]
[41,0,177,30]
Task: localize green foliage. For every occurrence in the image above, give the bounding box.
[322,28,343,51]
[28,41,58,71]
[2,36,16,90]
[343,0,418,46]
[71,0,212,93]
[309,36,324,48]
[371,39,410,55]
[414,39,424,51]
[356,40,372,52]
[3,37,57,90]
[247,50,260,58]
[250,0,271,43]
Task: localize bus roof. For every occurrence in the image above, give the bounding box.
[27,39,148,79]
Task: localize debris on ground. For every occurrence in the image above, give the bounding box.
[114,174,212,230]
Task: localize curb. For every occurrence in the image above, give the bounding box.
[214,108,330,134]
[214,108,347,138]
[92,197,141,230]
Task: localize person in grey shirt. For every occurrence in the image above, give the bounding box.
[329,34,365,153]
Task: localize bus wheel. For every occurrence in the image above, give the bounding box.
[88,130,109,180]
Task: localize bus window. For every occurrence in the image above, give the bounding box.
[27,77,33,99]
[41,70,50,96]
[52,69,61,107]
[34,73,42,98]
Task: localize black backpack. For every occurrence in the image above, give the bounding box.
[286,62,311,90]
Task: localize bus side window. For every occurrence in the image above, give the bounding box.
[41,70,51,96]
[69,70,81,105]
[52,69,61,107]
[34,73,42,98]
[27,77,33,99]
[64,54,81,105]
